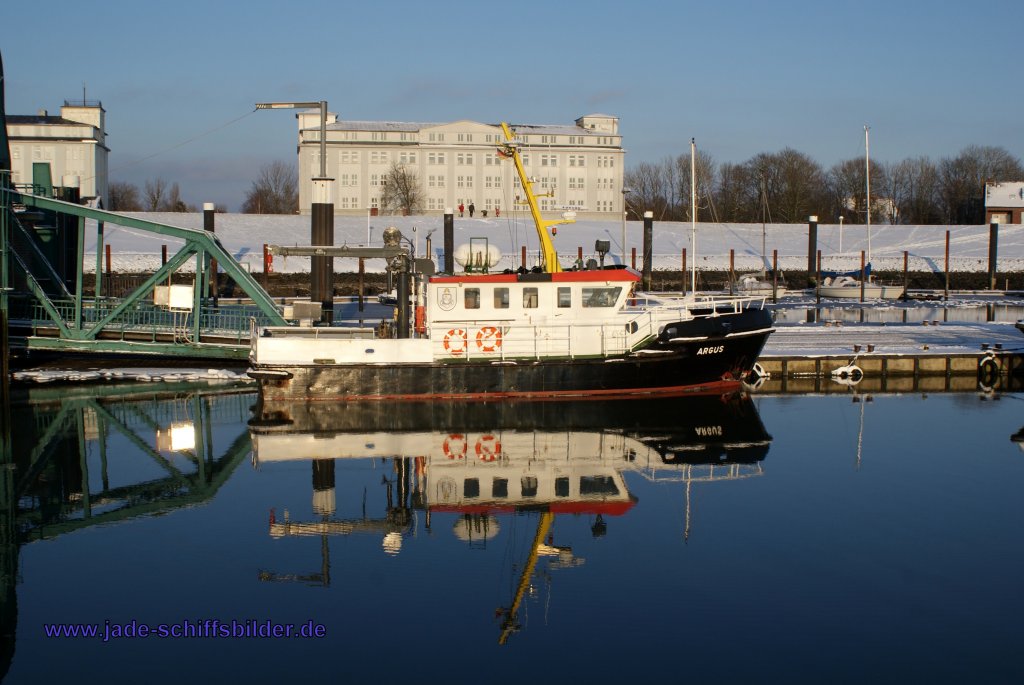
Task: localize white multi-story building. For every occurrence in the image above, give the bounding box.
[5,101,108,202]
[293,112,624,218]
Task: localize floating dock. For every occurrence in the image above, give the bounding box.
[757,321,1024,393]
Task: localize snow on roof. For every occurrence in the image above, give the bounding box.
[327,120,436,132]
[986,182,1024,209]
[317,119,599,137]
[7,114,79,126]
[510,123,592,136]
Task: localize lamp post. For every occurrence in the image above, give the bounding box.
[839,215,844,253]
[620,187,632,264]
[256,99,334,322]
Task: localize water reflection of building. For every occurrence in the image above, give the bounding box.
[0,382,255,678]
[249,392,772,641]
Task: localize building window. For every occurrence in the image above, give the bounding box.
[400,152,416,165]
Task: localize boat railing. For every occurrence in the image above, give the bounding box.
[636,292,768,312]
[429,319,632,361]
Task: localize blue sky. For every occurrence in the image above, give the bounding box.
[3,0,1021,211]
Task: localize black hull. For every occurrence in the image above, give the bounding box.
[251,392,772,466]
[251,309,774,401]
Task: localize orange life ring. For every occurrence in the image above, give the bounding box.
[443,328,468,356]
[443,434,467,460]
[475,434,501,462]
[475,326,502,353]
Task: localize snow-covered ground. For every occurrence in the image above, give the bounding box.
[13,368,252,384]
[86,212,1024,274]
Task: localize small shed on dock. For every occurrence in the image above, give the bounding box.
[985,182,1024,224]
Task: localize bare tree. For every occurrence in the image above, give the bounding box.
[938,145,1024,223]
[108,181,142,211]
[895,157,940,224]
[381,162,422,215]
[625,160,670,220]
[164,182,191,212]
[241,161,298,214]
[143,178,168,211]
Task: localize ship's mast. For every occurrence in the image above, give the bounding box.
[498,123,575,273]
[690,138,697,293]
[865,125,871,265]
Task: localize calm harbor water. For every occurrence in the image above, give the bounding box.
[2,382,1023,683]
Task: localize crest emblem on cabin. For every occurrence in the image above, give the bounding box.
[438,287,456,311]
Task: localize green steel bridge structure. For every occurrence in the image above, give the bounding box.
[0,174,287,362]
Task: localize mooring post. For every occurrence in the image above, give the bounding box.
[95,215,105,299]
[944,230,950,300]
[521,246,527,271]
[681,248,687,295]
[311,179,334,324]
[860,250,866,302]
[105,244,112,293]
[729,249,735,295]
[642,211,653,291]
[358,258,365,314]
[807,215,818,288]
[443,208,454,274]
[989,221,999,291]
[772,249,778,302]
[204,203,218,304]
[903,250,909,297]
[396,263,410,339]
[631,247,636,271]
[816,249,822,306]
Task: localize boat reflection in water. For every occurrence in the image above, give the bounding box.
[249,392,771,642]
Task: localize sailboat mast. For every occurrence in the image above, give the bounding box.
[690,138,697,294]
[865,125,871,265]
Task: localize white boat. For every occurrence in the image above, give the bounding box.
[818,128,905,300]
[734,272,787,298]
[818,274,900,299]
[248,123,775,401]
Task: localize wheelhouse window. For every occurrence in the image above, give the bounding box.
[523,287,539,309]
[582,287,622,308]
[464,288,480,309]
[557,287,572,308]
[492,478,508,498]
[521,476,538,498]
[494,287,510,309]
[580,476,619,496]
[555,477,570,497]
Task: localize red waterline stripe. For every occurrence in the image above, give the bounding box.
[261,379,742,402]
